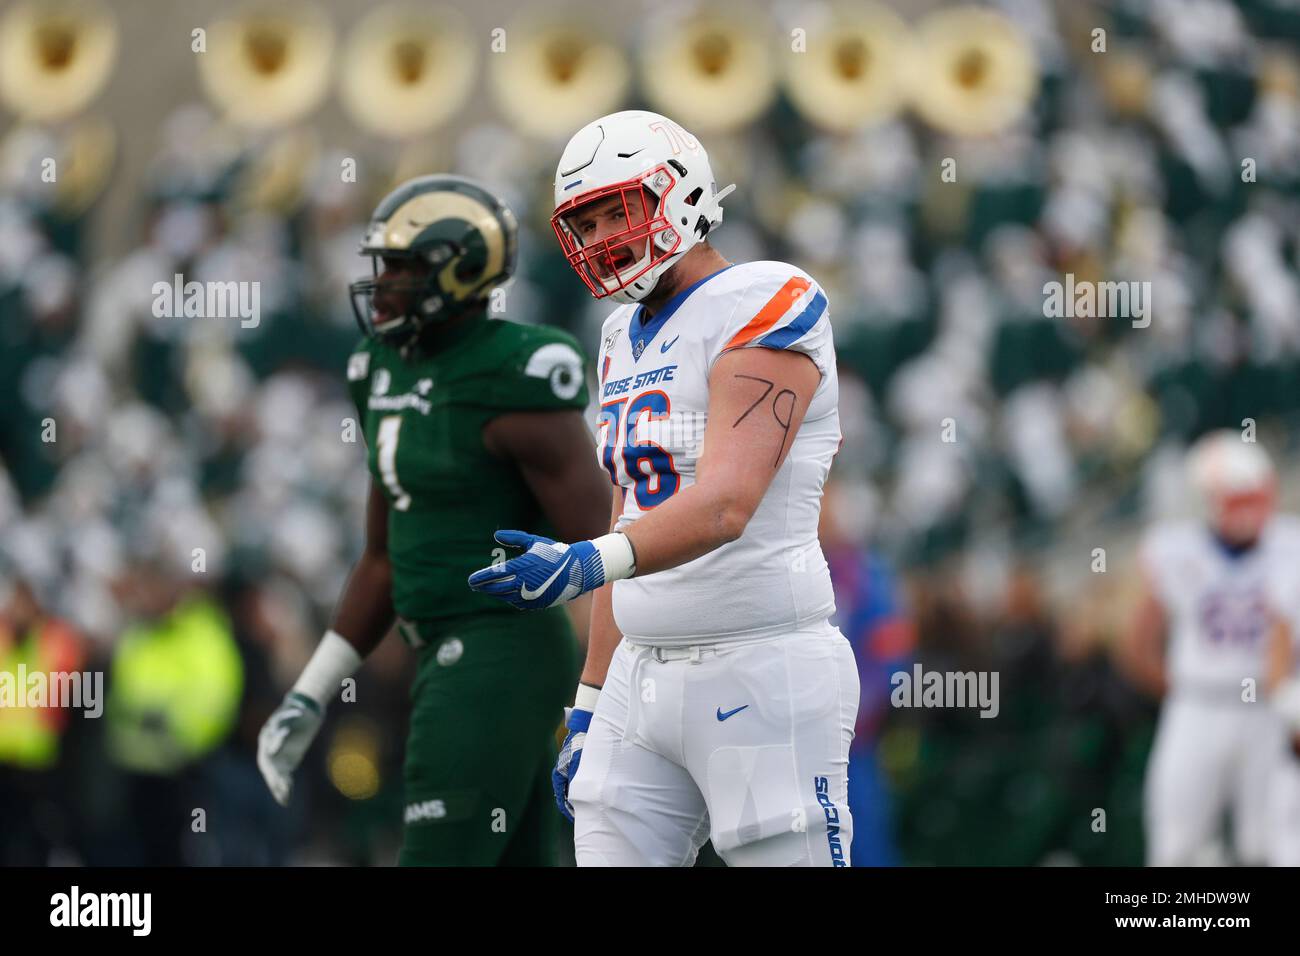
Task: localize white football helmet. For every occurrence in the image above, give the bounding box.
[1187,430,1277,544]
[551,110,735,303]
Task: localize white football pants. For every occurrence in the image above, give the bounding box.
[570,618,859,867]
[1144,694,1283,866]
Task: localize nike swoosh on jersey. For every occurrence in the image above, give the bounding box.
[716,705,750,721]
[660,335,680,353]
[519,556,572,601]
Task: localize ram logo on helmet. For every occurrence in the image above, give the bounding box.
[349,174,518,353]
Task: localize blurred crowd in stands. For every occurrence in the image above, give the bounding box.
[2,0,1299,865]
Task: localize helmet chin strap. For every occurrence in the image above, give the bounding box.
[609,267,661,304]
[609,246,690,304]
[604,246,655,302]
[600,247,652,298]
[611,286,651,305]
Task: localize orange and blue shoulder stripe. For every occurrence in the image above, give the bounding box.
[722,276,827,352]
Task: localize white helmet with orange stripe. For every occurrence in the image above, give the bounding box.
[551,110,735,304]
[1187,430,1277,545]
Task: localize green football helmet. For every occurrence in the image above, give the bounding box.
[349,174,519,349]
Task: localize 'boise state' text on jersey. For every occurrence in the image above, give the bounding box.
[597,261,840,644]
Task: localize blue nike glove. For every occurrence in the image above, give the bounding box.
[467,530,635,611]
[553,684,600,822]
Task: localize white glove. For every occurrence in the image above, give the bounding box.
[257,630,361,807]
[257,692,324,807]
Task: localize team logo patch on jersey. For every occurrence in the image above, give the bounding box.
[632,337,646,361]
[436,638,464,666]
[525,342,583,400]
[603,328,622,354]
[371,368,391,396]
[347,352,370,382]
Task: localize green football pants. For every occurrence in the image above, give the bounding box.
[397,608,577,866]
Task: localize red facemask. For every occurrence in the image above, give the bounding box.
[551,170,680,299]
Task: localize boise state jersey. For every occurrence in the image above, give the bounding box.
[595,261,840,644]
[1141,515,1300,696]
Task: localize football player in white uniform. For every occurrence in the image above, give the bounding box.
[1124,431,1300,865]
[1264,596,1300,866]
[468,110,857,866]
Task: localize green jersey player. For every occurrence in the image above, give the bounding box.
[256,175,610,865]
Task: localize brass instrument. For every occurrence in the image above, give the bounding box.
[197,2,334,129]
[489,14,629,140]
[784,3,911,133]
[907,6,1038,137]
[338,3,476,140]
[0,0,118,123]
[640,6,776,133]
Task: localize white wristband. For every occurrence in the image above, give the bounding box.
[293,630,363,706]
[574,682,601,712]
[592,532,636,582]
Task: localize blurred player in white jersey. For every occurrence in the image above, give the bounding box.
[468,110,857,866]
[1263,601,1300,866]
[1124,431,1300,865]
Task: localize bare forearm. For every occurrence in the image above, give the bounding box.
[1127,648,1168,699]
[1120,626,1167,699]
[1266,619,1294,693]
[565,592,594,654]
[1119,585,1168,699]
[622,482,741,576]
[580,486,629,688]
[580,581,621,688]
[331,552,395,658]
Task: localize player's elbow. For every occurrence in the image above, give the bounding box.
[710,499,754,545]
[693,475,759,546]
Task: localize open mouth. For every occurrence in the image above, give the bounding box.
[608,247,637,272]
[592,241,644,280]
[370,299,398,324]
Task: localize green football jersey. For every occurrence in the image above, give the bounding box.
[346,317,589,621]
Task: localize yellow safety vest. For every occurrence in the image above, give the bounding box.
[0,617,84,770]
[106,596,243,775]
